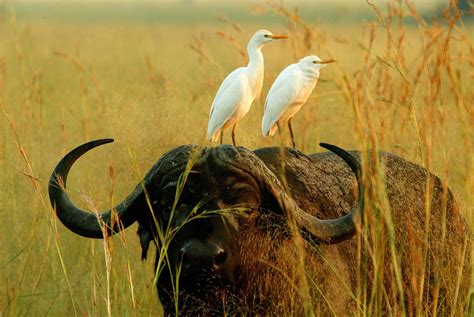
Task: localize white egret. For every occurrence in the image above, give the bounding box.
[207,29,288,146]
[262,55,336,148]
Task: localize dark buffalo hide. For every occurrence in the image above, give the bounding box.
[49,140,471,315]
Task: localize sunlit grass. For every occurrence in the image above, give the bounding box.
[1,0,472,315]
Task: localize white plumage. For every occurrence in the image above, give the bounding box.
[207,29,287,145]
[262,55,336,148]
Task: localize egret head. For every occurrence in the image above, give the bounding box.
[299,55,336,70]
[250,29,288,46]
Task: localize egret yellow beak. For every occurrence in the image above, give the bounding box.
[269,35,288,39]
[315,59,337,64]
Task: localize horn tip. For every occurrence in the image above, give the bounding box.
[319,142,332,150]
[93,138,115,146]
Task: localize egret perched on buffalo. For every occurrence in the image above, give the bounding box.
[207,29,288,146]
[262,55,336,148]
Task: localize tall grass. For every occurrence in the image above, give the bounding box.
[0,0,472,315]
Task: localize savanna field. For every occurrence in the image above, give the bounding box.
[1,1,473,315]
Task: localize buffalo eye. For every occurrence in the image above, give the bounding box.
[222,183,259,208]
[231,183,255,194]
[159,195,174,213]
[161,205,172,215]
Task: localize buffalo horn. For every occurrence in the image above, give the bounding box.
[287,143,364,243]
[48,139,140,238]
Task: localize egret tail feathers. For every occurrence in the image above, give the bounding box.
[207,127,221,143]
[268,124,278,136]
[210,130,220,143]
[262,121,278,137]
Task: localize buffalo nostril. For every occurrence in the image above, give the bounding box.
[180,241,227,271]
[214,250,227,266]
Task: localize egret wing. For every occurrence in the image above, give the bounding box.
[210,67,245,117]
[207,69,248,138]
[262,65,302,135]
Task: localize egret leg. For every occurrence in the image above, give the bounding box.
[276,122,285,146]
[220,131,224,145]
[288,117,296,149]
[231,124,237,146]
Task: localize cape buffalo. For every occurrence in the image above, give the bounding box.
[48,139,470,315]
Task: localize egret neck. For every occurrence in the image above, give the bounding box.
[300,64,320,82]
[246,41,265,100]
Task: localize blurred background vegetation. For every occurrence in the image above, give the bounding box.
[1,0,472,315]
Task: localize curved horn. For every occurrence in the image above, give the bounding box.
[48,139,140,238]
[200,143,364,244]
[293,143,364,244]
[214,143,363,244]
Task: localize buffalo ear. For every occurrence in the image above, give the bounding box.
[260,187,285,215]
[137,224,154,260]
[257,185,293,237]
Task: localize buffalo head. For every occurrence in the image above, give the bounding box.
[49,139,363,312]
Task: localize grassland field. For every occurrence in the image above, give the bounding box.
[0,1,472,315]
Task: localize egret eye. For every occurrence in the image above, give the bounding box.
[264,34,269,38]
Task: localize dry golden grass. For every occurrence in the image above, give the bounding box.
[0,0,472,315]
